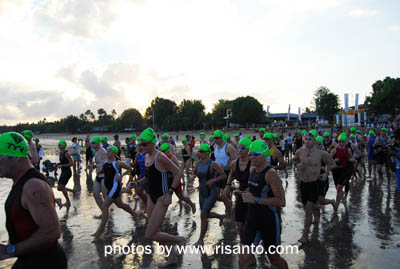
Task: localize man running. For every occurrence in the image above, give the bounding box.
[34,138,43,169]
[101,136,110,149]
[157,133,175,155]
[22,130,39,170]
[373,127,392,182]
[0,132,67,268]
[56,140,75,208]
[263,132,288,178]
[238,140,288,269]
[213,130,238,216]
[367,130,377,178]
[293,132,333,244]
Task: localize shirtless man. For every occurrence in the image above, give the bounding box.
[213,130,238,216]
[263,132,288,178]
[90,136,108,214]
[22,130,39,169]
[293,133,333,244]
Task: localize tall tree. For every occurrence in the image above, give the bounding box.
[145,97,178,130]
[365,76,400,117]
[118,108,144,130]
[231,96,265,126]
[313,86,340,123]
[177,99,205,130]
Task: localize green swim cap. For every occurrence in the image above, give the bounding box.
[356,129,361,133]
[139,128,157,143]
[249,140,270,157]
[310,130,317,137]
[108,146,119,154]
[302,130,307,135]
[273,133,279,139]
[263,132,273,140]
[199,144,211,154]
[200,132,206,136]
[259,128,266,133]
[101,136,108,142]
[350,134,356,139]
[182,137,188,143]
[225,133,231,139]
[381,127,388,131]
[234,133,240,137]
[297,130,302,134]
[350,127,357,132]
[323,131,331,137]
[58,140,67,147]
[338,133,347,141]
[369,130,375,135]
[210,135,215,139]
[0,132,29,158]
[161,133,169,138]
[160,143,170,151]
[239,136,252,148]
[22,130,33,139]
[315,136,323,144]
[91,136,101,144]
[213,130,224,138]
[129,134,136,140]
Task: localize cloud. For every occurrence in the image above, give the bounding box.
[0,0,24,15]
[348,9,378,16]
[389,25,400,31]
[33,0,117,39]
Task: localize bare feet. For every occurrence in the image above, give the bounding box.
[62,202,71,208]
[329,199,336,210]
[219,215,224,227]
[55,198,62,209]
[298,234,308,244]
[190,202,196,214]
[158,256,178,268]
[91,228,105,239]
[193,240,204,247]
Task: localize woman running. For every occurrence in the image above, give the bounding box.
[223,136,252,240]
[56,140,75,208]
[92,146,137,238]
[181,137,192,181]
[194,144,226,246]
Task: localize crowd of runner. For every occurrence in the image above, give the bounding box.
[1,125,400,268]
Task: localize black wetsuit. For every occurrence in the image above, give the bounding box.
[234,159,251,222]
[103,161,121,199]
[242,166,282,248]
[145,152,173,204]
[58,151,72,185]
[5,168,67,268]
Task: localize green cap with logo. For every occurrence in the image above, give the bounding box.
[273,133,279,139]
[302,130,307,135]
[160,143,170,151]
[350,134,356,139]
[58,140,67,147]
[369,130,375,135]
[200,132,206,137]
[161,133,169,138]
[234,133,240,137]
[213,130,224,138]
[259,128,266,133]
[210,135,214,139]
[239,136,252,148]
[129,134,137,140]
[338,132,347,141]
[101,136,108,142]
[381,127,388,131]
[309,130,318,137]
[249,140,270,157]
[199,144,211,154]
[182,137,188,143]
[0,132,29,158]
[139,128,157,143]
[225,133,231,139]
[108,146,119,154]
[22,130,33,139]
[263,132,273,140]
[323,131,331,137]
[356,129,361,133]
[91,136,101,144]
[350,127,357,132]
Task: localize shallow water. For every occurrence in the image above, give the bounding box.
[1,134,400,269]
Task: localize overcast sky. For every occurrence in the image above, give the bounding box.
[0,0,399,125]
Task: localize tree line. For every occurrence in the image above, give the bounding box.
[1,77,397,134]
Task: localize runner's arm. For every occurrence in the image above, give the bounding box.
[15,179,60,256]
[226,144,238,162]
[210,161,227,183]
[117,161,133,175]
[158,153,183,190]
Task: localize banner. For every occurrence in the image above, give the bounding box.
[355,93,359,110]
[344,94,349,113]
[287,104,291,121]
[266,105,270,117]
[298,107,301,122]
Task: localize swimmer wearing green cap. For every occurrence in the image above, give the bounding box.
[223,136,252,239]
[293,133,334,244]
[199,132,207,145]
[367,130,377,178]
[158,133,175,155]
[159,142,196,214]
[239,139,288,269]
[90,136,108,212]
[213,129,238,215]
[193,143,227,246]
[137,128,186,267]
[0,132,68,266]
[322,131,337,153]
[259,128,266,139]
[373,126,392,181]
[101,136,110,149]
[21,130,39,169]
[55,139,75,208]
[234,133,241,145]
[263,132,288,178]
[92,144,137,239]
[181,137,192,181]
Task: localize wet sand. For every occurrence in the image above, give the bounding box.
[1,133,400,268]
